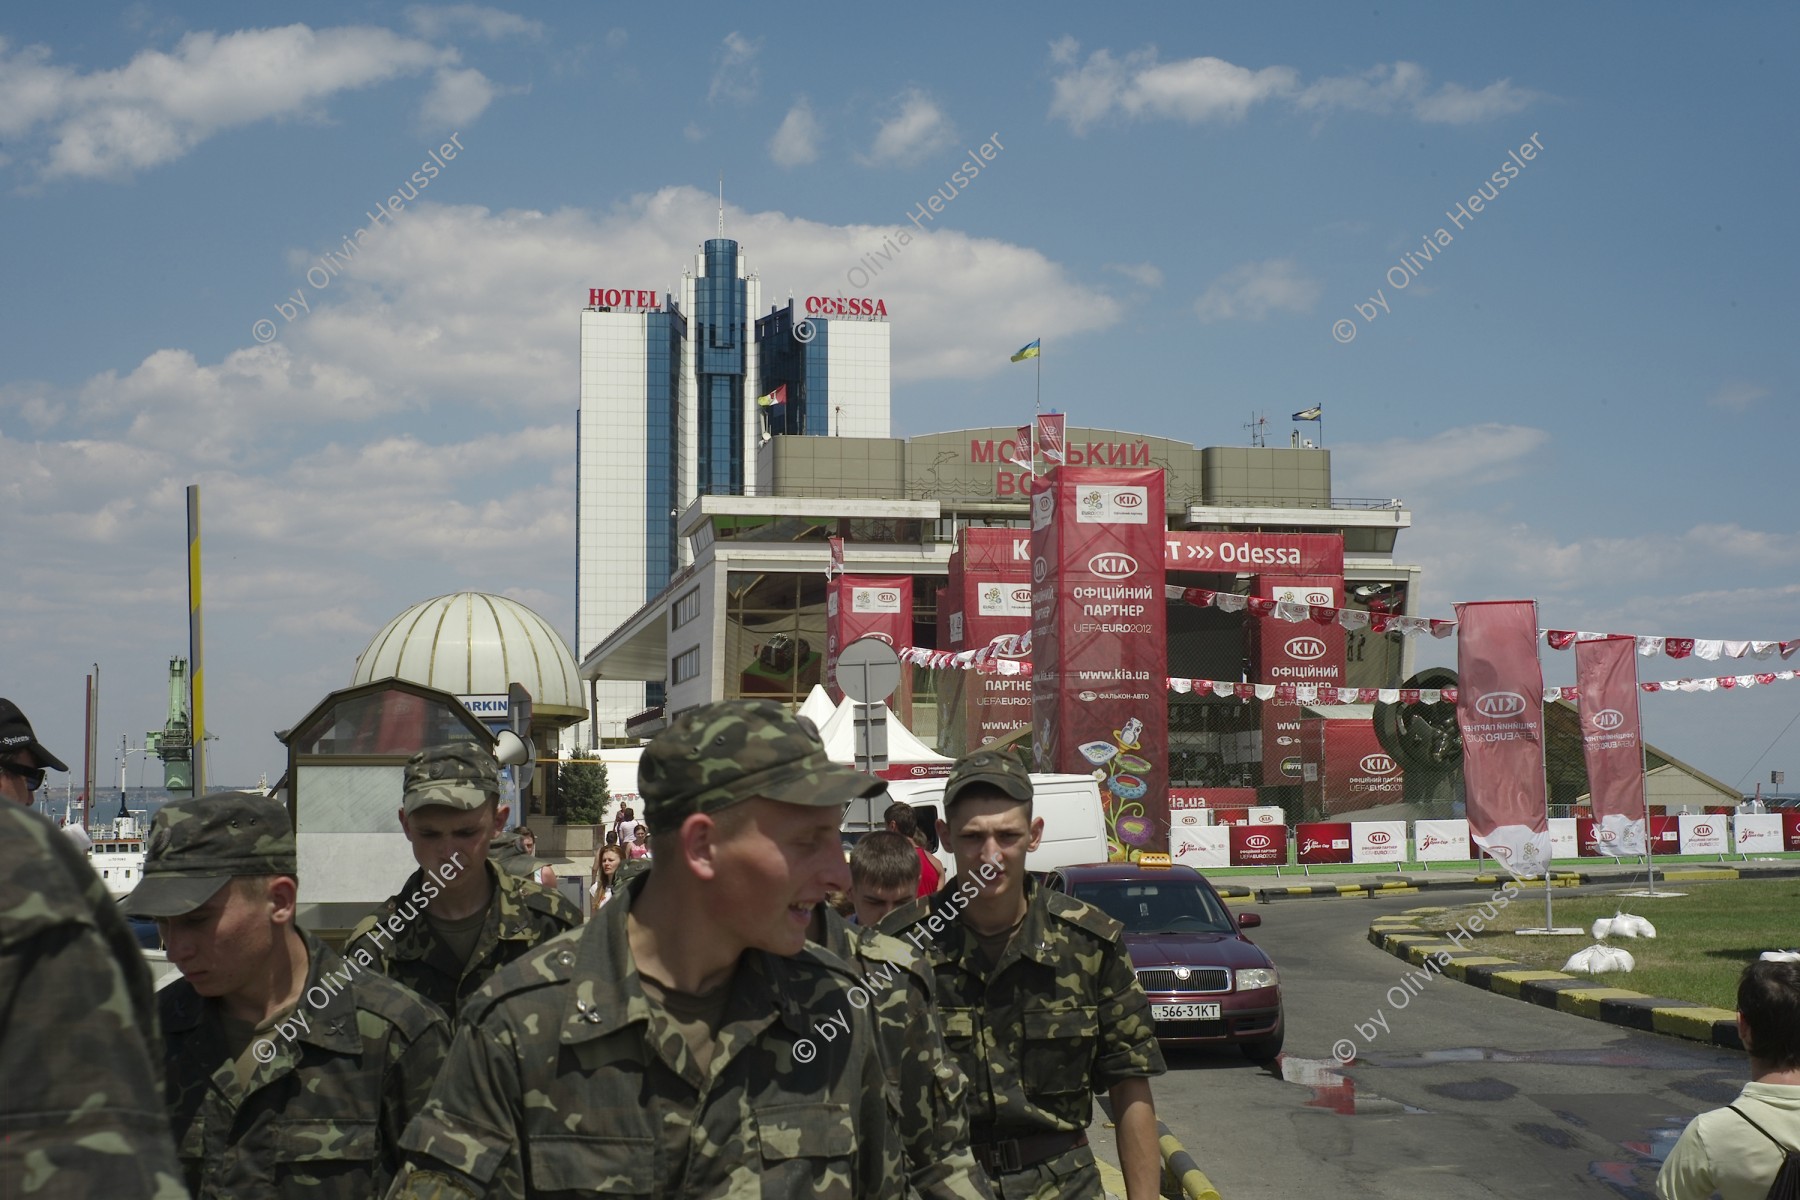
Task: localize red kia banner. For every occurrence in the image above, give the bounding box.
[1650,815,1680,853]
[1163,532,1345,577]
[1295,821,1353,864]
[1575,635,1647,856]
[1037,413,1067,466]
[1456,600,1550,876]
[1253,575,1345,688]
[1299,718,1399,816]
[1783,811,1800,852]
[957,529,1033,752]
[1230,824,1288,866]
[1031,467,1169,861]
[827,575,913,722]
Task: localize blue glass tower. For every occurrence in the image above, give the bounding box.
[693,238,748,496]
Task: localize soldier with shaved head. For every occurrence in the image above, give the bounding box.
[389,699,908,1198]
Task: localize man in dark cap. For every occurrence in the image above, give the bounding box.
[124,790,449,1198]
[879,749,1167,1200]
[346,741,580,1017]
[0,695,68,806]
[389,699,908,1198]
[0,698,186,1195]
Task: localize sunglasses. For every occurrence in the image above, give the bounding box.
[1,760,46,790]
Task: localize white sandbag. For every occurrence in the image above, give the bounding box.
[1609,912,1656,939]
[1760,950,1800,963]
[1563,944,1635,974]
[1591,917,1615,940]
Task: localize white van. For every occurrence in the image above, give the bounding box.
[842,773,1109,873]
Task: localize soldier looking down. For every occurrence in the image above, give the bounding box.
[347,742,580,1017]
[124,791,448,1199]
[387,699,908,1198]
[879,749,1167,1200]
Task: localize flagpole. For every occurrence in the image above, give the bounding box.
[1035,340,1041,422]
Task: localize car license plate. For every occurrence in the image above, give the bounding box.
[1152,1002,1220,1021]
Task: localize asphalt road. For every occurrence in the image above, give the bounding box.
[1137,889,1748,1199]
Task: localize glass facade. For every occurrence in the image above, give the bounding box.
[644,310,684,596]
[695,239,747,496]
[753,303,829,437]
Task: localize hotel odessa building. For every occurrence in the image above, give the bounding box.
[573,237,891,746]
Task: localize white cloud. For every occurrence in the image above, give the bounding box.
[405,5,544,41]
[6,186,1125,778]
[1048,42,1540,134]
[0,25,462,180]
[420,65,501,126]
[1193,258,1321,323]
[605,28,628,52]
[1707,380,1770,413]
[707,32,760,106]
[860,88,954,167]
[1333,423,1551,498]
[1107,262,1163,288]
[769,98,821,167]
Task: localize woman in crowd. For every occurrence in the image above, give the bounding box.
[590,844,624,911]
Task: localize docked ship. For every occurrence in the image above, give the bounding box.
[88,795,147,899]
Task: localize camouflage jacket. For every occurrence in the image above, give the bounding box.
[0,803,188,1199]
[877,877,1166,1140]
[345,860,582,1017]
[814,907,995,1200]
[161,928,450,1199]
[387,875,907,1199]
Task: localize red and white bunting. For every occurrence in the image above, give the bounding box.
[1166,586,1798,662]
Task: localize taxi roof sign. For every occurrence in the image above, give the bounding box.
[1137,852,1172,869]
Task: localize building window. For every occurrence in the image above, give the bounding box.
[672,648,700,684]
[673,588,701,630]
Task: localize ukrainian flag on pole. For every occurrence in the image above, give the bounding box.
[1011,339,1040,363]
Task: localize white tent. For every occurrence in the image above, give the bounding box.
[796,685,839,733]
[808,689,953,769]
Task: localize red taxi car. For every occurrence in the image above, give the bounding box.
[1043,861,1283,1062]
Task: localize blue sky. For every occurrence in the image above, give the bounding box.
[3,2,1795,791]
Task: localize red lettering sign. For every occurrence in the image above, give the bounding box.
[588,288,661,311]
[803,296,889,318]
[1163,532,1344,576]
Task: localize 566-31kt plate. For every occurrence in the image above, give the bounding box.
[1151,1002,1221,1021]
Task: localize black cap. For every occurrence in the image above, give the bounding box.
[0,698,69,773]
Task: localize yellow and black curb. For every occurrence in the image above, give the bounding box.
[1366,906,1743,1051]
[1158,1118,1223,1200]
[1255,870,1589,904]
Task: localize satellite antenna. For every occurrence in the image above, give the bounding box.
[1244,413,1268,447]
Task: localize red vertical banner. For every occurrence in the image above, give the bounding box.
[827,536,845,579]
[827,575,914,723]
[1252,575,1346,687]
[1574,635,1647,856]
[1036,413,1067,466]
[1455,601,1550,876]
[1031,467,1169,861]
[957,529,1034,752]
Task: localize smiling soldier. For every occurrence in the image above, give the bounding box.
[388,699,907,1198]
[879,749,1166,1200]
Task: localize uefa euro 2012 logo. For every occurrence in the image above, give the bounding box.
[1080,489,1104,515]
[984,585,1003,608]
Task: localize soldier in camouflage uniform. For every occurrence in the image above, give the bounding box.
[122,791,448,1199]
[388,699,907,1198]
[346,743,581,1017]
[0,697,188,1198]
[878,750,1167,1200]
[808,893,995,1200]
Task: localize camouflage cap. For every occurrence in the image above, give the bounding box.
[638,699,885,833]
[942,747,1034,808]
[122,791,296,917]
[404,741,500,814]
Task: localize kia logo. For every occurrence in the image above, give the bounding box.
[1303,590,1332,606]
[1012,587,1032,605]
[1285,637,1326,661]
[1696,823,1713,837]
[1079,691,1098,702]
[1114,492,1143,509]
[868,632,894,645]
[1491,845,1513,859]
[1033,494,1053,520]
[1246,834,1271,850]
[1360,754,1397,775]
[1475,692,1528,719]
[1367,831,1392,845]
[877,590,898,605]
[1591,708,1624,731]
[1032,557,1048,583]
[1256,813,1278,824]
[1088,553,1138,579]
[1597,830,1616,841]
